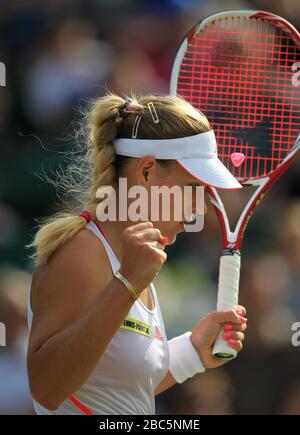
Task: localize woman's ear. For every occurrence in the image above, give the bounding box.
[135,156,156,185]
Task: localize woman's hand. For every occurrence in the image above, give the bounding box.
[119,221,168,292]
[190,305,247,369]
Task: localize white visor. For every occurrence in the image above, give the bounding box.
[114,130,242,189]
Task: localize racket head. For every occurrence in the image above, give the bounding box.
[170,10,300,185]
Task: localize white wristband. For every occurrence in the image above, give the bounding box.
[168,331,206,384]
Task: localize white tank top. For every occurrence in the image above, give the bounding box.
[27,220,170,415]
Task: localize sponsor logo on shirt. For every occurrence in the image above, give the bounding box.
[120,316,150,337]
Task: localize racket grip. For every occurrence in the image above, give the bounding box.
[212,250,241,360]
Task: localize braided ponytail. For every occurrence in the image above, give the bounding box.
[84,94,130,213]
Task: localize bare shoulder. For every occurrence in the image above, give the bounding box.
[31,227,113,313]
[29,227,113,349]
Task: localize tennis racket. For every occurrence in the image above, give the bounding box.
[170,10,300,359]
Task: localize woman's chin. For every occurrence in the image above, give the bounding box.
[162,223,187,245]
[167,227,185,244]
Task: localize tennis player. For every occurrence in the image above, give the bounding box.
[26,93,247,415]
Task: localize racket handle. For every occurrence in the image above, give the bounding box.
[212,250,241,360]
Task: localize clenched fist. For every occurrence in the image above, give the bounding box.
[118,222,168,293]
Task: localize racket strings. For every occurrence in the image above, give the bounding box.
[177,16,300,180]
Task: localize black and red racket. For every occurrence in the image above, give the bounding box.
[170,10,300,359]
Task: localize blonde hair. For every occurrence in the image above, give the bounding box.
[29,92,210,265]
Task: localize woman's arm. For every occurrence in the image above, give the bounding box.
[27,229,135,410]
[27,222,167,410]
[154,307,247,396]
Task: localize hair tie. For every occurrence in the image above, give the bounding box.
[117,99,133,119]
[79,210,92,223]
[127,103,134,111]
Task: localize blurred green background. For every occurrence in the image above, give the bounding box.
[1,0,300,415]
